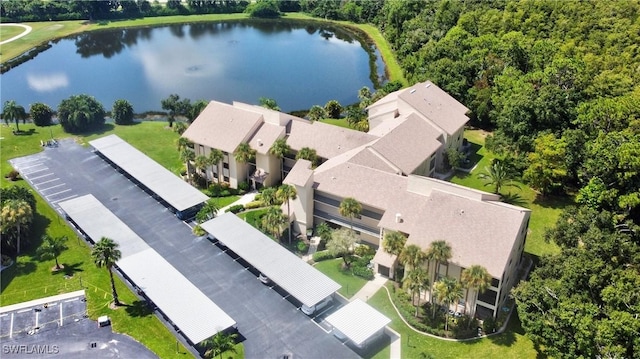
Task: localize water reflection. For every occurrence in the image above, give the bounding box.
[26,72,69,92]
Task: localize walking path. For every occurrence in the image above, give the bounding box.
[215,191,257,215]
[0,23,32,45]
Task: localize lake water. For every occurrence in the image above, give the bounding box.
[1,20,386,113]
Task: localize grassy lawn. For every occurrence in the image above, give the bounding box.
[237,208,268,230]
[367,285,540,359]
[319,118,352,129]
[0,25,26,40]
[451,129,568,257]
[212,195,241,209]
[313,259,369,299]
[0,122,245,359]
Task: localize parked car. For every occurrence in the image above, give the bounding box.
[301,296,332,316]
[258,273,271,285]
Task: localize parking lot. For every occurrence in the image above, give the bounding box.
[10,139,358,359]
[0,291,157,359]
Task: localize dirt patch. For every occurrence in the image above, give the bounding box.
[44,24,64,31]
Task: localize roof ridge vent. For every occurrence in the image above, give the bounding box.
[410,89,416,94]
[425,83,431,88]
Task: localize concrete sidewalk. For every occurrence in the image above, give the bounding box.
[351,274,388,302]
[215,191,257,215]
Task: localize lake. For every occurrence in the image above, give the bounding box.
[1,20,386,113]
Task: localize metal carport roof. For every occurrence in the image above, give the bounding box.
[200,213,341,308]
[59,195,235,344]
[89,134,208,212]
[325,299,391,347]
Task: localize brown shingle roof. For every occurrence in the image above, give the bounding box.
[248,123,285,155]
[370,113,443,175]
[287,120,377,159]
[284,159,313,187]
[182,101,263,153]
[398,81,469,135]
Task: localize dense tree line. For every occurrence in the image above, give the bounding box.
[0,0,249,22]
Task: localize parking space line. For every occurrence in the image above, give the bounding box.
[40,183,66,192]
[9,313,13,338]
[11,157,41,165]
[34,178,60,187]
[18,162,44,170]
[17,309,31,314]
[45,189,72,198]
[60,302,63,326]
[35,311,39,328]
[51,194,77,204]
[29,173,54,180]
[23,167,48,175]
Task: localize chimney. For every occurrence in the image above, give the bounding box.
[395,213,402,223]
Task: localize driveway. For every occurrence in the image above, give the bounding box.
[10,139,358,359]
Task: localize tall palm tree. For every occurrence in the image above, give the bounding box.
[295,147,319,168]
[261,206,287,239]
[268,138,290,181]
[179,147,195,181]
[403,267,429,317]
[477,159,520,195]
[2,100,27,132]
[202,332,238,359]
[399,244,427,271]
[37,235,68,270]
[208,149,224,183]
[461,265,492,326]
[433,277,463,329]
[194,155,210,186]
[383,231,407,256]
[92,237,122,306]
[339,197,362,230]
[276,184,297,244]
[1,199,33,253]
[234,142,256,183]
[427,240,452,310]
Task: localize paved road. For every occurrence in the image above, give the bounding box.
[10,139,359,359]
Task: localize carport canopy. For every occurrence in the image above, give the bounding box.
[89,134,208,212]
[59,195,236,344]
[201,213,341,308]
[325,299,391,347]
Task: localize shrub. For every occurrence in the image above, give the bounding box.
[296,240,309,253]
[220,189,231,197]
[483,316,498,334]
[238,181,250,193]
[312,250,336,262]
[29,102,53,126]
[5,169,20,181]
[112,99,135,125]
[226,204,245,214]
[244,200,264,209]
[57,94,105,133]
[354,244,375,257]
[352,266,374,280]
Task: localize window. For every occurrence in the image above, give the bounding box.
[491,278,500,288]
[223,162,229,169]
[477,289,497,306]
[223,176,229,182]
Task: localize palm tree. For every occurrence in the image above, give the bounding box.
[403,267,429,317]
[202,332,238,359]
[234,142,256,183]
[276,184,297,244]
[37,235,68,270]
[176,137,192,152]
[194,155,210,186]
[261,206,287,239]
[295,147,319,168]
[477,159,520,195]
[399,244,427,271]
[196,199,220,223]
[92,237,122,306]
[179,148,195,181]
[2,100,27,132]
[268,138,290,181]
[1,199,33,253]
[315,222,332,246]
[383,231,407,256]
[208,149,224,184]
[433,277,463,330]
[339,197,362,230]
[427,240,452,313]
[260,187,278,206]
[461,265,492,326]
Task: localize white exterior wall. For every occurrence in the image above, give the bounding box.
[255,153,281,188]
[289,177,314,236]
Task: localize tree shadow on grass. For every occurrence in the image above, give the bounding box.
[531,193,574,210]
[124,300,153,318]
[1,261,36,291]
[52,262,84,277]
[355,333,390,359]
[72,123,115,137]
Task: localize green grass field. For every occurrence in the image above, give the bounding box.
[0,25,26,41]
[367,285,540,359]
[451,129,567,257]
[313,259,369,299]
[319,118,352,129]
